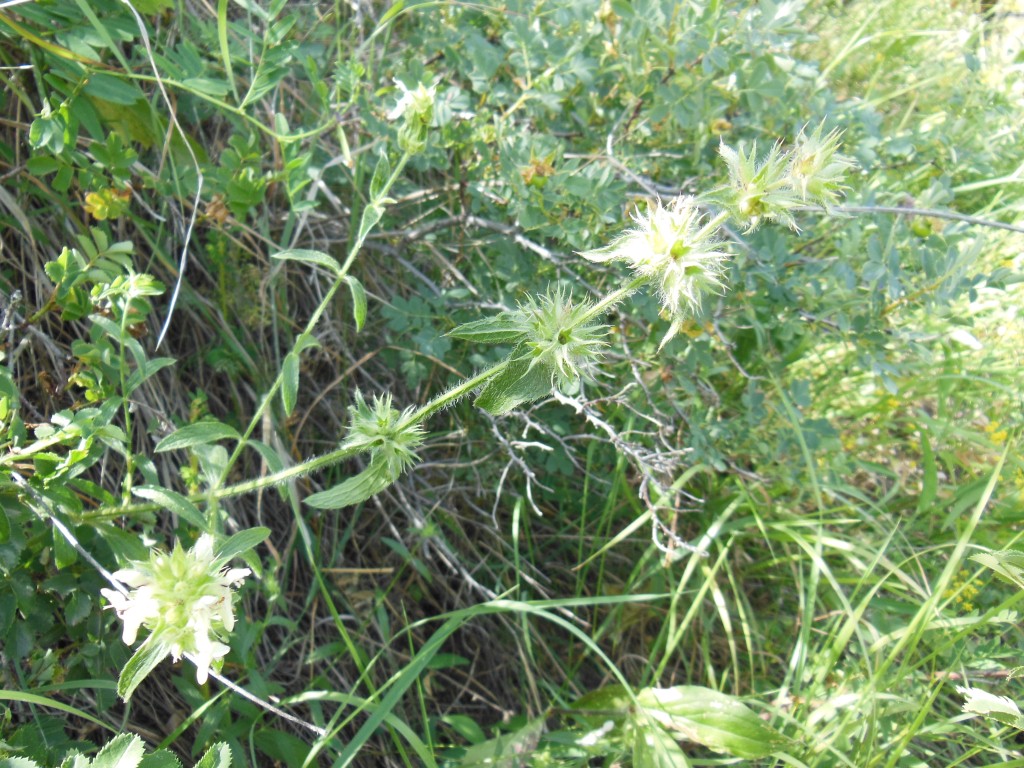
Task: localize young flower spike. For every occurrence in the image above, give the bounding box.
[787,122,854,210]
[581,196,730,320]
[101,534,251,689]
[388,79,436,154]
[717,140,802,232]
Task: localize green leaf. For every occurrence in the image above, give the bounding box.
[282,351,299,416]
[972,549,1024,591]
[636,686,785,759]
[83,74,145,105]
[213,527,270,566]
[155,422,240,452]
[138,749,183,768]
[474,356,553,415]
[118,636,171,702]
[182,77,232,97]
[53,525,77,568]
[344,276,367,332]
[271,249,341,274]
[369,150,391,200]
[632,717,690,768]
[0,505,9,544]
[304,461,393,509]
[456,716,545,767]
[90,733,146,768]
[447,314,526,344]
[958,684,1024,729]
[193,743,233,768]
[378,0,405,27]
[0,756,42,768]
[356,203,385,250]
[132,486,207,530]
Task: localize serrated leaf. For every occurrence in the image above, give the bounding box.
[281,351,299,416]
[118,636,171,701]
[271,249,341,274]
[193,743,232,768]
[344,275,367,332]
[369,150,391,199]
[447,314,526,344]
[213,527,270,566]
[972,549,1024,591]
[155,422,240,452]
[138,749,183,768]
[636,686,785,759]
[304,461,393,509]
[91,733,146,768]
[474,356,553,415]
[958,685,1024,729]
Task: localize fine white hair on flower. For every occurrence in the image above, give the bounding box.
[581,195,730,318]
[387,79,437,122]
[100,533,251,686]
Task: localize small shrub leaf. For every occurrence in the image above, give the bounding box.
[631,717,691,768]
[132,486,206,530]
[370,150,391,200]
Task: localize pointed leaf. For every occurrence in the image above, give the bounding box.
[118,636,171,701]
[213,527,270,566]
[636,686,786,759]
[958,685,1024,729]
[356,203,385,250]
[272,249,341,274]
[132,485,206,530]
[155,422,240,452]
[281,351,299,416]
[305,463,393,509]
[369,150,391,199]
[447,314,526,344]
[474,356,553,415]
[632,717,691,768]
[344,275,367,332]
[378,0,405,27]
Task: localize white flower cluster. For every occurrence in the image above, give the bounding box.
[101,534,250,685]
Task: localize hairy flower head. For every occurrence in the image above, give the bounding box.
[388,79,436,154]
[518,287,607,393]
[581,196,730,319]
[787,122,853,210]
[100,534,250,685]
[717,140,803,232]
[343,391,425,480]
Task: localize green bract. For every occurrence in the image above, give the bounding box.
[304,391,425,509]
[788,122,854,210]
[717,140,802,232]
[448,287,607,415]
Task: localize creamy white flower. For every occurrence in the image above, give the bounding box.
[386,79,437,122]
[101,534,251,685]
[582,196,729,318]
